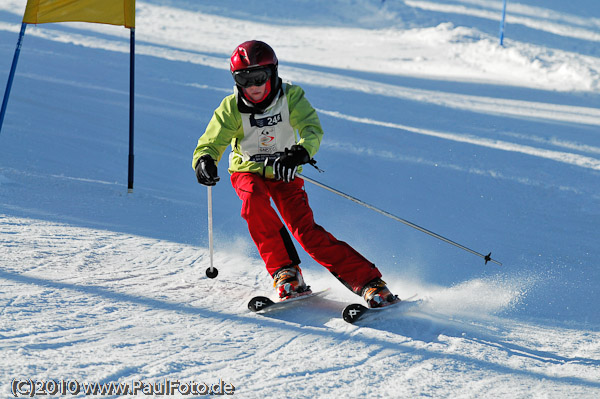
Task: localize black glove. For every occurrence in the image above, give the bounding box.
[195,155,220,186]
[272,145,310,183]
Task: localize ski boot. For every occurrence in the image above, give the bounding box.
[361,278,399,308]
[273,265,309,299]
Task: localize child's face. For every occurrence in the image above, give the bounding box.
[242,83,268,102]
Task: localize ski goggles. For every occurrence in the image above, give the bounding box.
[232,67,272,88]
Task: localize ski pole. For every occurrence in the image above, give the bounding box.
[298,173,502,266]
[205,186,218,278]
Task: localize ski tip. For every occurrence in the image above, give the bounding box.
[248,296,274,312]
[342,303,368,324]
[248,287,331,314]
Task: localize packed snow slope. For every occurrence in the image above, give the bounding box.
[1,0,599,397]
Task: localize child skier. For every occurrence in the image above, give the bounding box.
[192,40,397,308]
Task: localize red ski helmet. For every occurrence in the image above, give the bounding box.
[230,40,278,73]
[230,40,279,104]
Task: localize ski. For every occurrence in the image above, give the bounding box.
[248,287,330,313]
[342,294,419,324]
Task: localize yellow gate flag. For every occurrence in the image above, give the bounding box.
[23,0,135,28]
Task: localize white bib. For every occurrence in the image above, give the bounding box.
[237,86,297,163]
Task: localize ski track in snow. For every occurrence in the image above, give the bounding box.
[406,0,600,42]
[1,215,600,398]
[317,109,600,171]
[1,20,599,175]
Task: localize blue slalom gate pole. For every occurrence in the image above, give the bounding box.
[499,0,508,46]
[0,23,27,135]
[127,27,135,192]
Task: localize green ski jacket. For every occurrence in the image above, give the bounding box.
[192,82,323,179]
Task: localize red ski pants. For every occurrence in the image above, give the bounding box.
[231,172,381,294]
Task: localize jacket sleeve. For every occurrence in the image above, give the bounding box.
[286,84,323,158]
[192,94,242,169]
